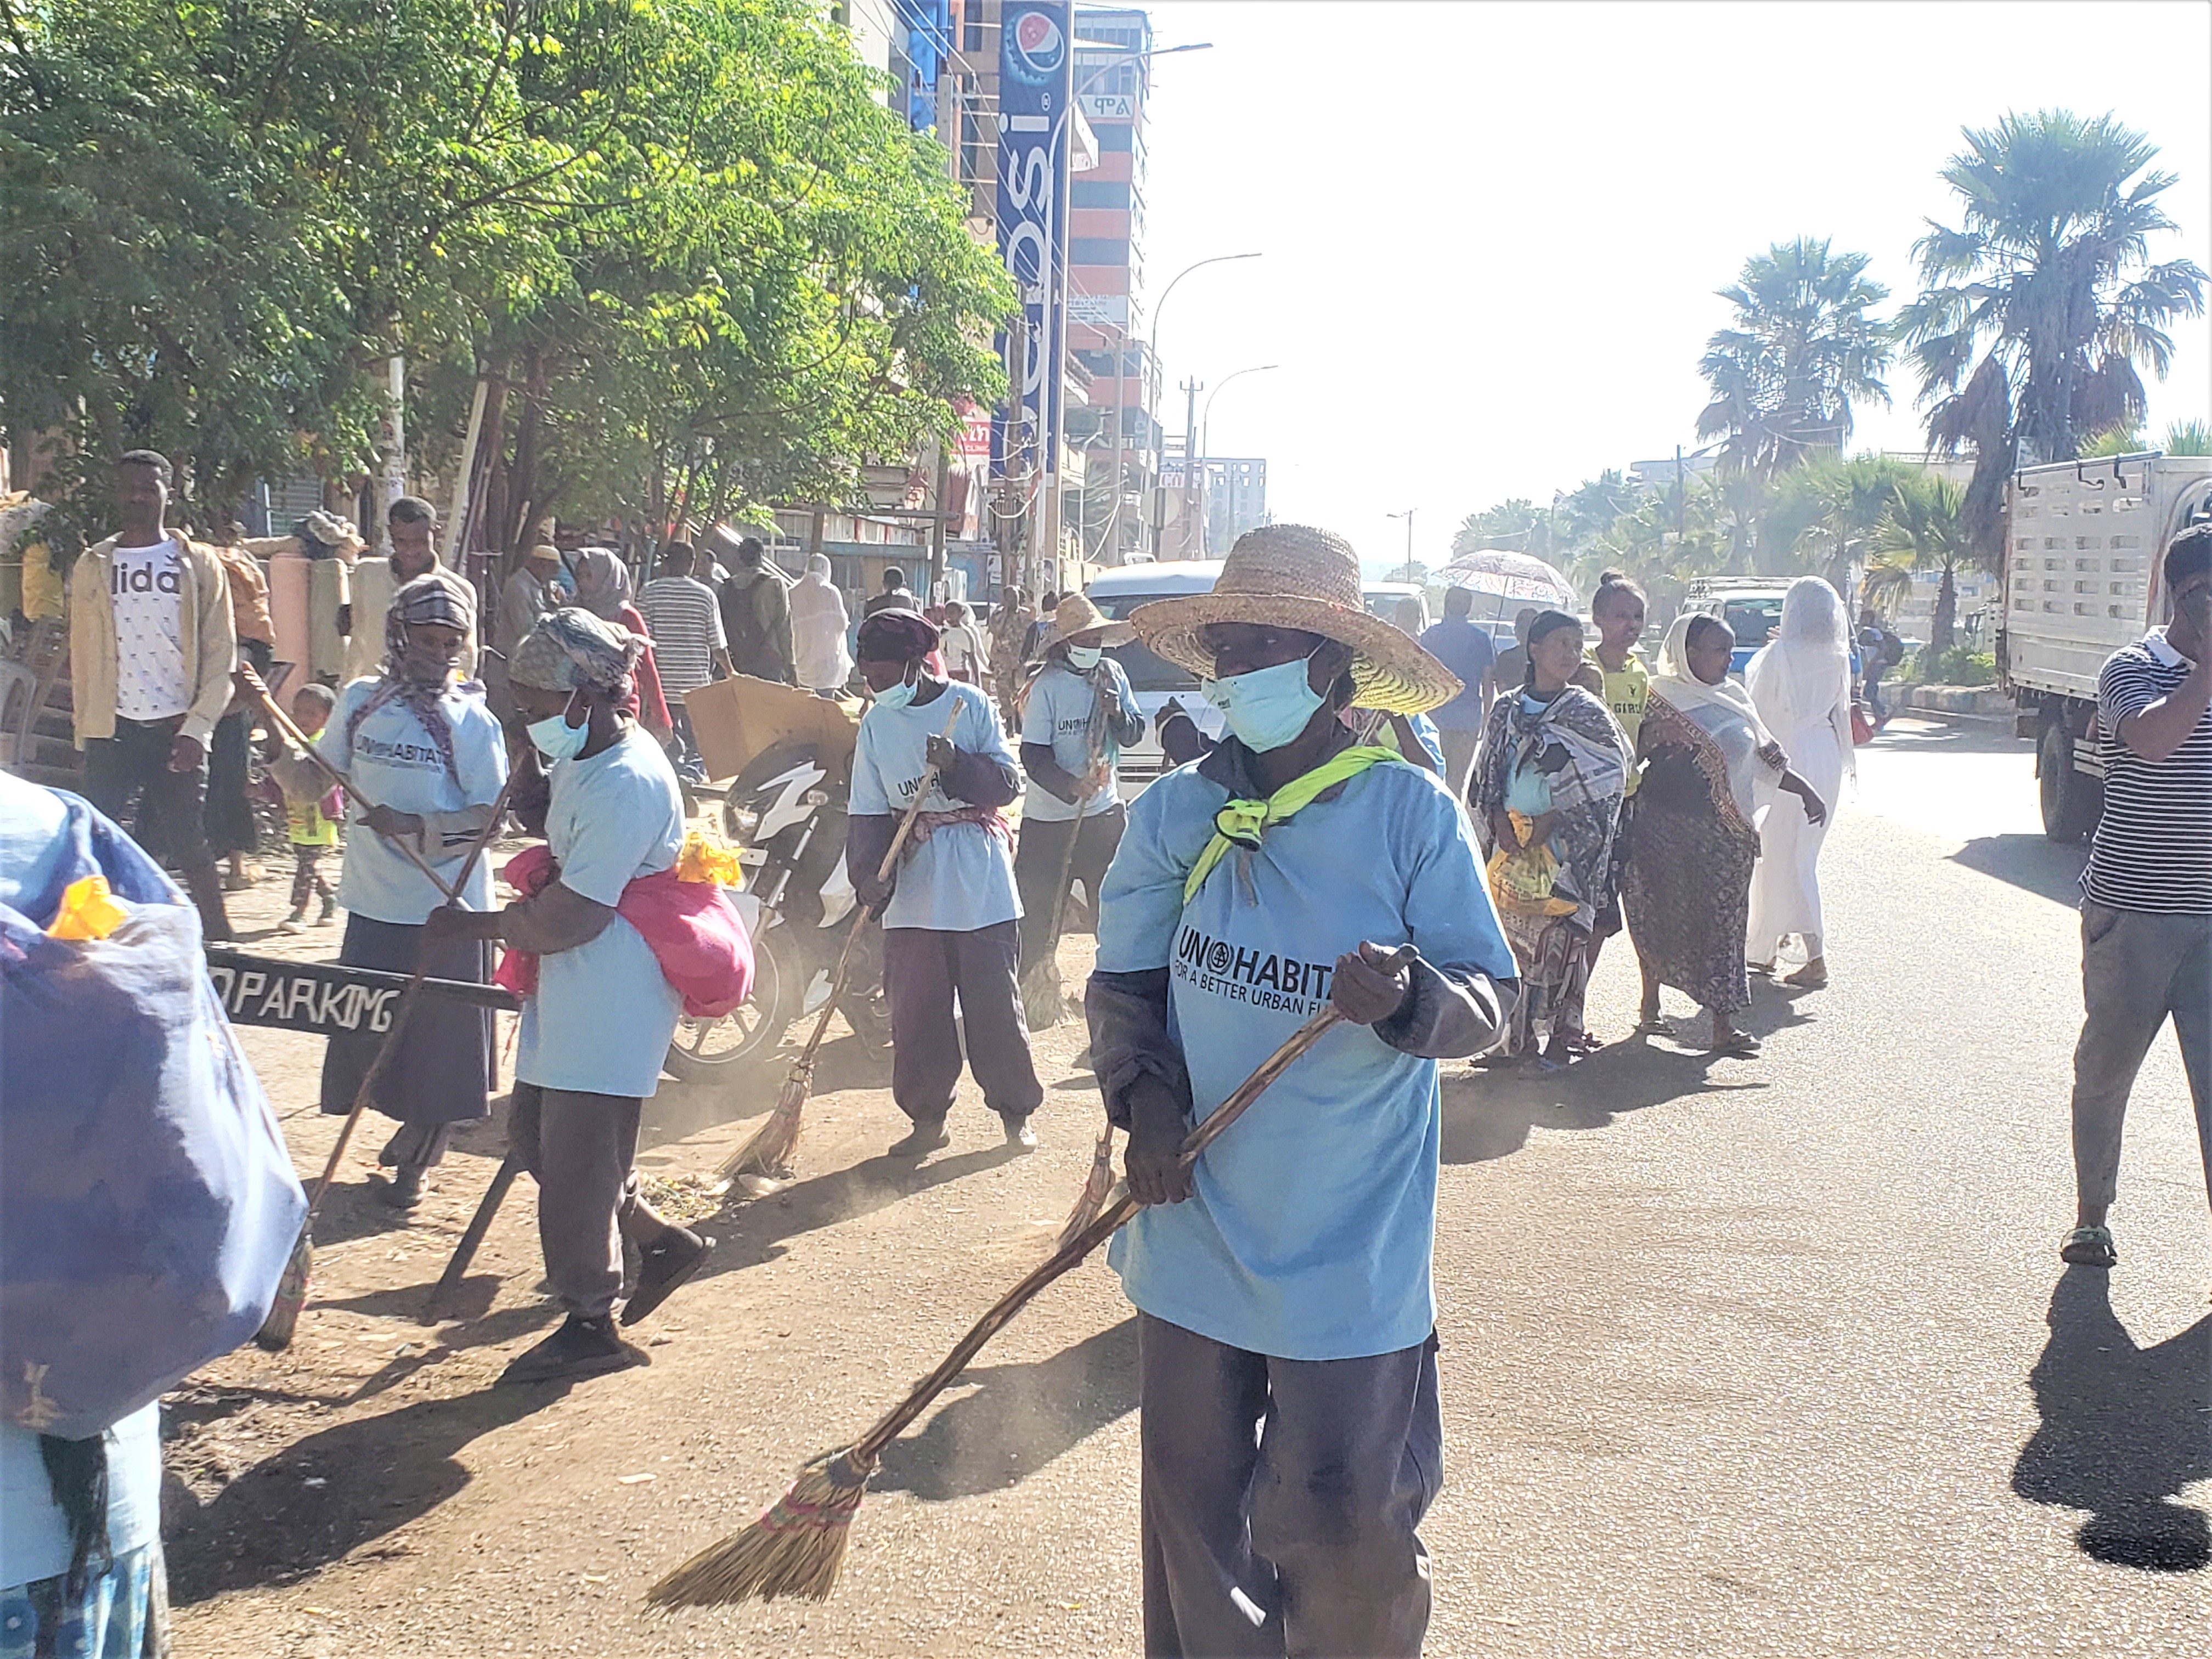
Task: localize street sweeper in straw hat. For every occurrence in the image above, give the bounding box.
[1085,523,1519,1657]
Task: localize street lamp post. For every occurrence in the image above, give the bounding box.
[1197,364,1278,556]
[1387,507,1418,583]
[1145,251,1261,556]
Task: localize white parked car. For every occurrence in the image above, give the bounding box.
[1084,562,1227,793]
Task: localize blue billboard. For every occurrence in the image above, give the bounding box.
[994,1,1072,487]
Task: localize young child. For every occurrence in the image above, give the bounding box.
[276,682,342,932]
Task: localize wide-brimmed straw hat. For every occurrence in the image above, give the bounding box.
[1031,592,1134,657]
[1131,524,1462,714]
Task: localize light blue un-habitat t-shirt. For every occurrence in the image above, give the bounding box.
[1096,754,1515,1361]
[516,726,686,1100]
[1020,659,1134,822]
[321,678,509,923]
[850,680,1022,933]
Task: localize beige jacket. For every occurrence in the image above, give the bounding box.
[68,532,239,749]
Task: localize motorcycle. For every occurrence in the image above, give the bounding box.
[663,735,894,1082]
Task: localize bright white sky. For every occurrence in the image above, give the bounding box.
[1130,1,2212,575]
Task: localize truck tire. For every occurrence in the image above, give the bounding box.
[2039,719,2102,844]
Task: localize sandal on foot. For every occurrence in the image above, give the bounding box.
[1782,963,1829,990]
[1708,1031,1762,1058]
[2058,1224,2117,1267]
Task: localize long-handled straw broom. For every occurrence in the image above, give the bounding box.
[253,772,516,1351]
[718,695,965,1182]
[647,956,1406,1610]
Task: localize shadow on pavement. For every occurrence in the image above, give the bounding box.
[1952,833,2089,909]
[1442,1036,1766,1165]
[2011,1265,2211,1572]
[165,1382,568,1601]
[695,1144,1023,1279]
[872,1317,1138,1502]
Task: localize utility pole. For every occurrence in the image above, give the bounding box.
[375,351,407,554]
[1180,376,1201,558]
[1388,507,1417,583]
[927,439,950,602]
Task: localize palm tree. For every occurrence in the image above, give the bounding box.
[1898,110,2208,564]
[1872,474,1977,653]
[2165,419,2212,456]
[1695,238,1893,481]
[1776,453,1917,595]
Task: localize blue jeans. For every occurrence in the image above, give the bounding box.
[665,708,707,784]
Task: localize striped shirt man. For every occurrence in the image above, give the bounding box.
[638,572,727,697]
[2084,627,2212,913]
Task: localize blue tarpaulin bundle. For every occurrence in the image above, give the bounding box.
[1,780,306,1441]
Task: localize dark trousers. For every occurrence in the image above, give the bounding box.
[1014,805,1126,971]
[882,919,1045,1124]
[83,715,216,871]
[1139,1314,1442,1659]
[665,707,707,785]
[509,1082,670,1319]
[2070,901,2212,1212]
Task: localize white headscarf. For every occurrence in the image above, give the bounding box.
[789,554,852,692]
[1651,613,1773,742]
[1745,577,1857,782]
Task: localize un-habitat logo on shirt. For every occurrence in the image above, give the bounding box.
[1175,923,1335,1016]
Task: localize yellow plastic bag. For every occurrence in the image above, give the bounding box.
[1486,813,1577,918]
[675,830,745,889]
[46,874,133,940]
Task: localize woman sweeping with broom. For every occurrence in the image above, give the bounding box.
[426,607,715,1385]
[312,571,507,1209]
[845,606,1043,1155]
[1087,524,1519,1657]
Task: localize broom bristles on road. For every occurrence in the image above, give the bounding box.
[718,1062,812,1181]
[647,1451,870,1606]
[648,993,1375,1610]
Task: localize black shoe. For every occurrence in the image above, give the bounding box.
[1000,1113,1039,1152]
[497,1315,648,1386]
[376,1165,424,1209]
[622,1228,714,1327]
[888,1119,951,1158]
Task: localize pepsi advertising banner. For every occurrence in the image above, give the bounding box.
[995,1,1071,486]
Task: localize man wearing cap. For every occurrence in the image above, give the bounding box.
[1086,524,1519,1657]
[1014,592,1146,983]
[848,606,1044,1154]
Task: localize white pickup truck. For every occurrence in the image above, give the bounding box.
[2000,452,2212,840]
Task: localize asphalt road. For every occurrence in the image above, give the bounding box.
[173,719,2208,1656]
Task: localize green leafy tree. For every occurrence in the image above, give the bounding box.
[1871,473,1977,651]
[1449,498,1551,561]
[1774,453,1918,595]
[2163,419,2212,456]
[1898,109,2207,565]
[1696,238,1893,481]
[1,0,1013,555]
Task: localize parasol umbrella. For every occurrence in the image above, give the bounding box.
[1441,548,1577,606]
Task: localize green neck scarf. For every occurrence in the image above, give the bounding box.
[1183,744,1402,905]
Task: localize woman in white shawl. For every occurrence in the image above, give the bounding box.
[1744,578,1855,988]
[1622,613,1827,1056]
[789,555,853,695]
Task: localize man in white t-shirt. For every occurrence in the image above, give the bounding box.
[67,450,238,938]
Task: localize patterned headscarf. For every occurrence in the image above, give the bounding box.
[510,606,646,711]
[569,547,634,621]
[343,571,478,786]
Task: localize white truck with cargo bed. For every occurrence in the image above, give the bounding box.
[2000,452,2212,840]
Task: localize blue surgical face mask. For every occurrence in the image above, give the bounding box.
[872,667,921,710]
[1065,644,1103,672]
[1201,652,1326,752]
[526,693,589,761]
